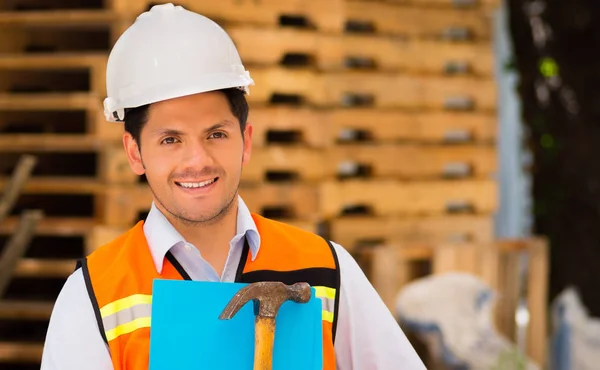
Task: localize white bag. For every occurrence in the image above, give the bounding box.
[551,287,600,370]
[395,272,539,370]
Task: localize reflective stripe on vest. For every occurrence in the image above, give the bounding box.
[99,287,335,341]
[314,286,336,323]
[100,294,152,342]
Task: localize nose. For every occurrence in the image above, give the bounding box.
[180,139,214,170]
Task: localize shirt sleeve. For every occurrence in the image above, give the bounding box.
[331,242,427,370]
[40,268,114,370]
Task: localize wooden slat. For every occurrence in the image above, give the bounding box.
[249,108,496,145]
[0,53,107,68]
[0,53,107,95]
[0,342,42,363]
[326,144,496,179]
[318,34,493,75]
[228,26,318,67]
[248,68,496,110]
[239,183,319,220]
[330,215,494,251]
[240,144,495,180]
[321,72,496,110]
[248,106,327,147]
[0,92,100,110]
[0,10,115,26]
[230,26,494,75]
[0,134,102,151]
[327,109,496,144]
[110,0,345,33]
[102,184,153,226]
[319,179,497,217]
[382,0,500,8]
[248,67,319,105]
[0,217,96,235]
[0,300,53,320]
[0,177,105,194]
[14,258,76,278]
[345,0,493,39]
[243,147,325,182]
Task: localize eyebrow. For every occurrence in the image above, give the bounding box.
[153,120,235,136]
[203,120,236,133]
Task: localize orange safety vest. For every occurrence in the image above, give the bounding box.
[77,213,340,370]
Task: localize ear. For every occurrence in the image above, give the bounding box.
[123,132,146,175]
[242,123,253,165]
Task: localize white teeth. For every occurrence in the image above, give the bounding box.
[179,178,216,188]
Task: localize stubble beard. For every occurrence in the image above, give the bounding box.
[148,179,240,228]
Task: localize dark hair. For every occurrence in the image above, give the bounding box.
[124,88,249,146]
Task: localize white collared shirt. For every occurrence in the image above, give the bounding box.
[40,197,426,369]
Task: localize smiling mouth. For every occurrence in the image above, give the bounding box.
[175,177,218,189]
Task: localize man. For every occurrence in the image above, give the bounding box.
[40,3,426,369]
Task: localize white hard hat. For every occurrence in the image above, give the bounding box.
[103,3,254,122]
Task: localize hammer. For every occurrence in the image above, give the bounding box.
[219,281,312,370]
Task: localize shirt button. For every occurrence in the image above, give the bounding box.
[184,243,193,252]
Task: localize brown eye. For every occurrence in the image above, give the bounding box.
[161,137,179,144]
[210,132,227,139]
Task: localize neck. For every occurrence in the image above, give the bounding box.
[159,198,239,275]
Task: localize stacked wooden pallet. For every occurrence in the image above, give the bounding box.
[0,2,116,367]
[0,0,548,368]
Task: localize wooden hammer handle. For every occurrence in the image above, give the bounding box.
[254,316,276,370]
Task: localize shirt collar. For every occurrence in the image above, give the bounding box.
[143,196,261,274]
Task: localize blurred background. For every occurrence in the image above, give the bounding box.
[0,0,598,369]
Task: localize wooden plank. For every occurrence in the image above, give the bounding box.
[319,179,497,218]
[365,245,399,312]
[0,134,101,151]
[326,144,496,179]
[345,0,494,39]
[229,26,494,75]
[109,0,345,32]
[0,10,115,26]
[0,23,111,54]
[322,72,496,110]
[0,177,105,194]
[228,26,318,67]
[318,34,494,76]
[101,185,152,226]
[243,147,325,182]
[249,68,496,110]
[0,300,54,320]
[328,109,496,143]
[14,258,76,278]
[0,342,42,363]
[0,92,100,110]
[0,93,112,139]
[381,0,500,8]
[0,217,96,236]
[0,138,132,183]
[239,183,319,220]
[248,107,327,147]
[329,215,494,251]
[0,53,107,95]
[240,144,495,181]
[247,67,322,106]
[526,238,549,366]
[249,108,496,146]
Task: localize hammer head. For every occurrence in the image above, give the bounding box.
[219,281,311,320]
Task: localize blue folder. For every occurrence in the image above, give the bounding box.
[149,279,323,369]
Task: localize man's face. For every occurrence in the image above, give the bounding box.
[123,91,252,225]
